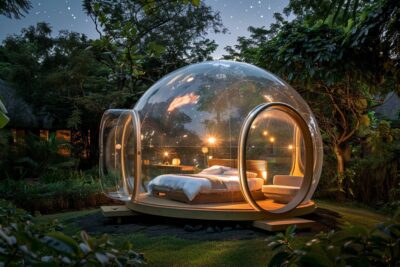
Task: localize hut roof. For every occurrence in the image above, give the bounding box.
[374,92,400,122]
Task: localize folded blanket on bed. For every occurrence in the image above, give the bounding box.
[175,174,227,190]
[147,173,264,201]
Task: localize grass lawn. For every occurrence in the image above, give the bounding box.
[35,200,390,267]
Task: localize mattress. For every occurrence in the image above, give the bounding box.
[148,173,264,201]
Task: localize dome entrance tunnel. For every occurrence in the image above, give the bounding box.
[99,61,323,221]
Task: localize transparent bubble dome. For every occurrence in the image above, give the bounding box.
[100,60,323,212]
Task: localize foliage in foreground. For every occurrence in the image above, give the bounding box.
[0,199,145,266]
[267,222,400,267]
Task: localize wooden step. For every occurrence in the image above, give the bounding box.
[101,205,138,218]
[252,217,315,232]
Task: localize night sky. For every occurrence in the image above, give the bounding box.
[0,0,290,58]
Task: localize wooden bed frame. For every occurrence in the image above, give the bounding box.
[151,159,268,204]
[152,185,266,204]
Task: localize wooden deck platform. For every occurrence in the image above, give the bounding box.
[124,193,316,221]
[101,205,137,217]
[253,217,315,231]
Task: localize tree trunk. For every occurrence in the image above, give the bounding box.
[334,144,345,201]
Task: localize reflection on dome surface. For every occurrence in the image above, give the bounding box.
[100,61,323,219]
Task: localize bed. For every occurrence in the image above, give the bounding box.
[147,159,267,204]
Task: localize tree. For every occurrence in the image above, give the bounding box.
[83,0,225,96]
[0,0,224,167]
[223,0,400,199]
[0,0,31,19]
[0,98,9,128]
[0,23,116,166]
[283,0,370,25]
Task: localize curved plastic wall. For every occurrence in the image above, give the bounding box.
[100,61,323,210]
[99,110,136,201]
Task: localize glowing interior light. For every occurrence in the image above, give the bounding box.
[262,171,268,180]
[269,137,275,143]
[251,124,256,129]
[262,130,268,136]
[163,151,169,157]
[208,155,213,159]
[201,146,209,154]
[288,144,293,150]
[207,137,216,145]
[172,158,181,165]
[115,144,122,150]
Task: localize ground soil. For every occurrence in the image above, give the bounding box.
[68,207,342,241]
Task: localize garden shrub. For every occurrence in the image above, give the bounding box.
[0,170,116,213]
[267,222,400,267]
[0,200,145,266]
[0,133,78,179]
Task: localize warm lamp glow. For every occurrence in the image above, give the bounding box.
[262,171,268,180]
[269,137,275,143]
[201,146,209,154]
[207,136,216,145]
[288,145,293,150]
[262,130,268,136]
[251,125,256,129]
[208,155,213,159]
[172,158,181,166]
[163,151,169,157]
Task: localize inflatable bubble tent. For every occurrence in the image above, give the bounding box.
[99,61,323,220]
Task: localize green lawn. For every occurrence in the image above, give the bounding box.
[35,200,390,267]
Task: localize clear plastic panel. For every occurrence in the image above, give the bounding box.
[99,109,136,201]
[246,108,307,211]
[99,61,323,210]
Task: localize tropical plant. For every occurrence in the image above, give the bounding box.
[0,169,112,213]
[346,120,400,206]
[0,199,145,266]
[0,98,9,128]
[13,133,77,178]
[0,0,31,19]
[83,0,224,93]
[283,0,370,25]
[267,222,400,267]
[223,0,400,199]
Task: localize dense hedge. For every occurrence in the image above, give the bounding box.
[0,170,118,213]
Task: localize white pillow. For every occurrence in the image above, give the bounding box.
[223,169,258,178]
[200,165,225,175]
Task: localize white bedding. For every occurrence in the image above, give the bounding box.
[147,173,264,201]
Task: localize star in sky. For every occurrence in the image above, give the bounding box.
[0,0,290,58]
